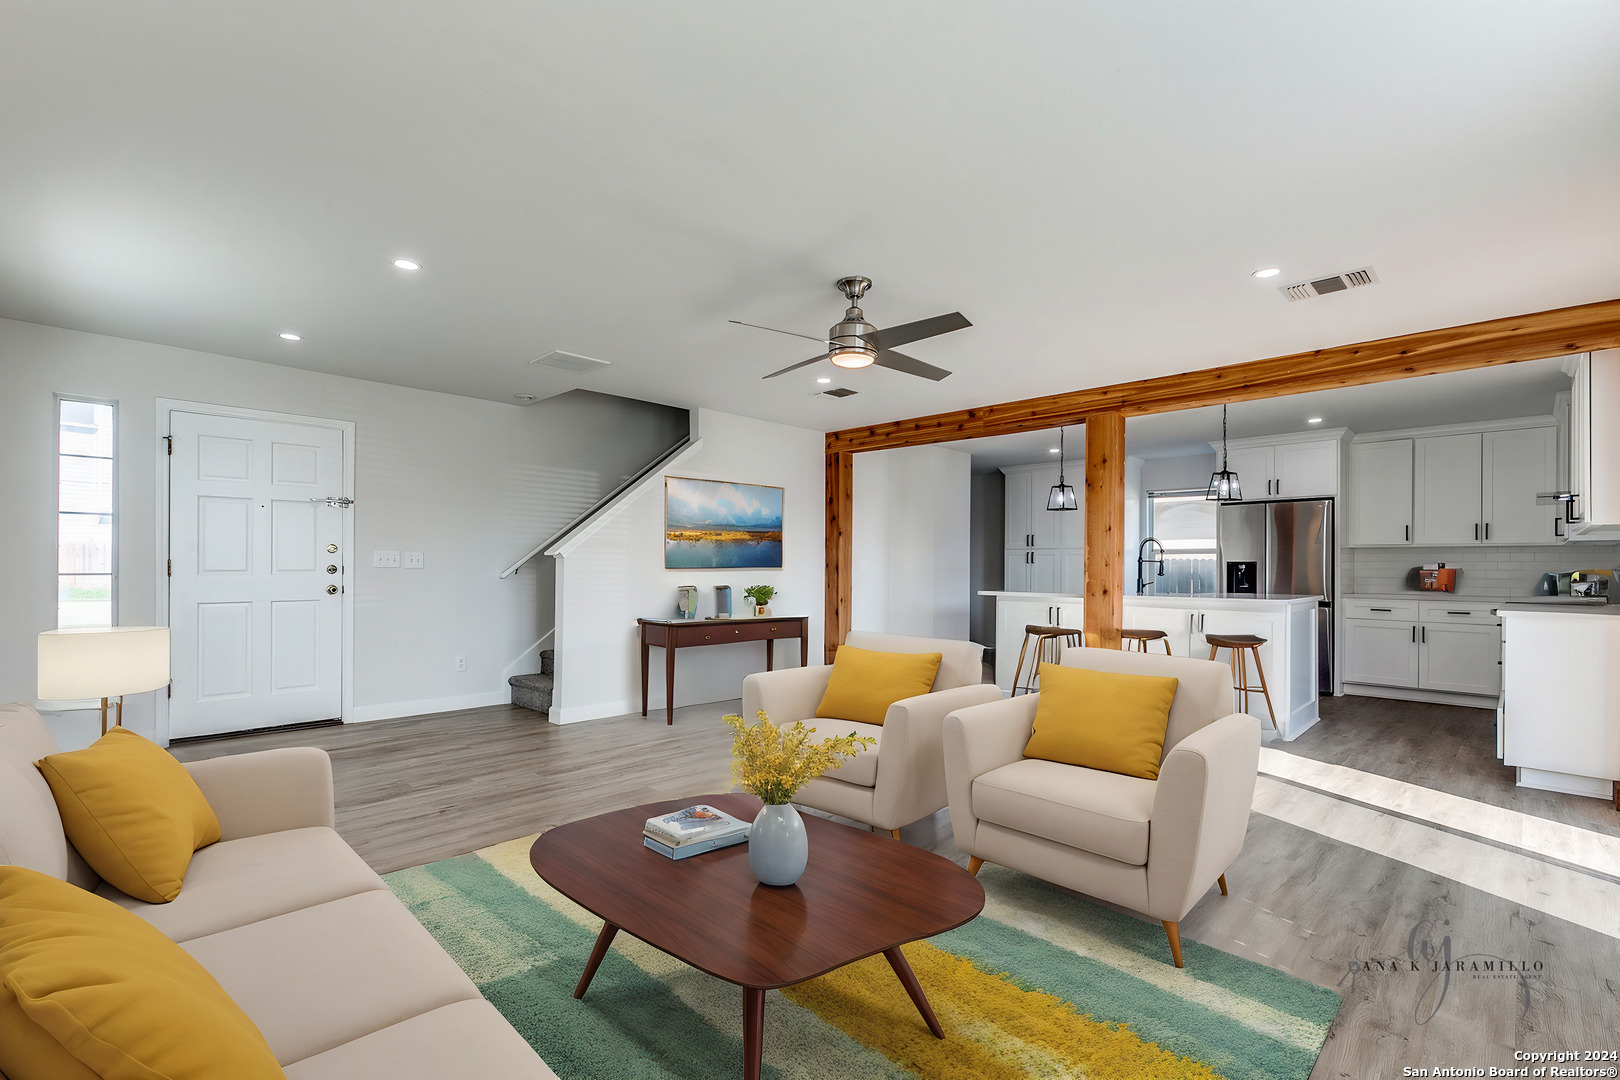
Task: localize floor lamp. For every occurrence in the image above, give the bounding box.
[38,627,171,736]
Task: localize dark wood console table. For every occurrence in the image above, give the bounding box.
[637,616,810,724]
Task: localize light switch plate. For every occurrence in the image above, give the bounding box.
[403,551,424,569]
[373,550,400,568]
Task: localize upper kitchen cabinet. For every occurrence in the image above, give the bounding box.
[1206,431,1347,500]
[1350,418,1562,547]
[1413,433,1482,545]
[1482,427,1559,545]
[1002,463,1084,554]
[1347,439,1413,545]
[1567,349,1620,541]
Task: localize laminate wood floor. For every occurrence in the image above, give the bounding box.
[172,694,1620,1079]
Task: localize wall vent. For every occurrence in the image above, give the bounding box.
[529,350,611,373]
[822,387,858,398]
[1279,266,1379,301]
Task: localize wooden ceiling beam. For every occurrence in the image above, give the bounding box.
[825,297,1620,453]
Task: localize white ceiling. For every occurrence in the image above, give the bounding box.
[3,5,1618,431]
[957,357,1576,472]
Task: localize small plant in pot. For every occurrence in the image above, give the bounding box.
[723,711,874,886]
[742,584,775,617]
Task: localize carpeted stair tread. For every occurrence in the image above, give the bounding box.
[507,670,552,714]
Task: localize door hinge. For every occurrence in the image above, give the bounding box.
[166,682,172,699]
[164,435,173,455]
[166,559,172,577]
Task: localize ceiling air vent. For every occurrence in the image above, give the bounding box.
[529,350,611,373]
[1279,266,1380,301]
[822,387,858,398]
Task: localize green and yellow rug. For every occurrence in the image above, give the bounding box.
[384,836,1340,1080]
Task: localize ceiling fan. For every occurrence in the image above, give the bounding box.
[730,276,971,382]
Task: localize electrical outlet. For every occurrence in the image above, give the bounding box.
[454,655,467,672]
[403,551,424,569]
[373,550,400,568]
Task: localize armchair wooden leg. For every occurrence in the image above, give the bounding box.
[1163,921,1184,968]
[890,829,903,840]
[1218,873,1228,896]
[966,857,983,876]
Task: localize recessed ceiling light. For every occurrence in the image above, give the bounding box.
[1307,417,1324,424]
[393,258,421,271]
[816,377,832,384]
[278,332,301,341]
[1252,267,1281,279]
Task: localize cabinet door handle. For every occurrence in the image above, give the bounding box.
[1405,524,1410,542]
[1447,611,1471,615]
[1475,523,1480,540]
[1554,515,1564,537]
[1370,607,1392,612]
[1412,626,1416,642]
[1275,478,1281,496]
[1421,626,1427,644]
[1485,522,1490,541]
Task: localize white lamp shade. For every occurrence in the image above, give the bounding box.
[38,627,171,701]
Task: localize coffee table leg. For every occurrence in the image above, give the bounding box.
[743,987,765,1080]
[574,921,620,999]
[884,946,945,1038]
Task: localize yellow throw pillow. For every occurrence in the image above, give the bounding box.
[0,866,286,1080]
[35,726,221,904]
[815,646,943,726]
[1023,663,1179,780]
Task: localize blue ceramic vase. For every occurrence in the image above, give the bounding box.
[749,803,808,886]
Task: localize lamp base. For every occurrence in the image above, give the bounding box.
[98,696,125,736]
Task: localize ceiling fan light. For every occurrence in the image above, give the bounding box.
[829,346,876,370]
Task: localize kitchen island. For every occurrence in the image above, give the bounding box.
[978,590,1322,740]
[1498,601,1620,806]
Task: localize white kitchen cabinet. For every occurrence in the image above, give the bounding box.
[1347,439,1414,546]
[1483,427,1558,545]
[1501,608,1620,797]
[1567,350,1620,540]
[1004,550,1030,592]
[1003,463,1083,584]
[1413,433,1483,545]
[991,596,1082,691]
[1205,433,1344,499]
[1274,441,1339,499]
[1343,620,1418,688]
[1122,604,1193,657]
[1004,470,1036,548]
[1029,550,1059,593]
[1029,465,1064,548]
[1418,622,1501,697]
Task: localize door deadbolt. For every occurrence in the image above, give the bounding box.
[326,564,338,574]
[326,585,339,595]
[327,544,338,554]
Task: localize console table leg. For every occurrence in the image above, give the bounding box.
[742,986,766,1080]
[883,946,944,1038]
[664,643,676,725]
[574,921,620,999]
[640,640,650,717]
[766,637,775,671]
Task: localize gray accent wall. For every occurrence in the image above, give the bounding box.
[969,471,1005,647]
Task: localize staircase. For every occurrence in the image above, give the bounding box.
[508,649,554,716]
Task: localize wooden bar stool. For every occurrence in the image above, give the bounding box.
[1120,628,1172,654]
[1012,624,1083,695]
[1205,634,1277,730]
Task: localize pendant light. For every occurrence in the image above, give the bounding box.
[1046,427,1078,511]
[1206,404,1243,502]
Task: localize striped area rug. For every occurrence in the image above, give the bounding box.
[384,835,1340,1080]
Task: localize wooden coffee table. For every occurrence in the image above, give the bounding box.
[529,792,985,1080]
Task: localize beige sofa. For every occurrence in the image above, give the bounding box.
[0,702,555,1080]
[942,648,1261,967]
[742,631,1002,836]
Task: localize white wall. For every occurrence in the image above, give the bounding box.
[852,445,971,640]
[549,408,825,724]
[0,317,685,748]
[1140,452,1217,493]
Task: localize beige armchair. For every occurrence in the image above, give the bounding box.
[741,631,1002,837]
[942,647,1260,967]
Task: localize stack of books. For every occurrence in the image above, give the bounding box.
[643,804,751,860]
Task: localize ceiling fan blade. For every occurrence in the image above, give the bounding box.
[762,353,830,379]
[729,319,833,346]
[865,311,971,351]
[873,349,952,382]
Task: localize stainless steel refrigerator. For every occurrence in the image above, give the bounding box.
[1216,498,1334,695]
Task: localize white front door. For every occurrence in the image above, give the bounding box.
[168,411,347,738]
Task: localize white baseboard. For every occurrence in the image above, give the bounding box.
[548,699,635,725]
[347,690,510,725]
[1342,683,1500,710]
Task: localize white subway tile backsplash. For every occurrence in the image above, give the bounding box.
[1348,543,1620,596]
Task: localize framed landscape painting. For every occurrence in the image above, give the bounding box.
[664,476,784,569]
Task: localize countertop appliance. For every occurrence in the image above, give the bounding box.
[1217,498,1335,695]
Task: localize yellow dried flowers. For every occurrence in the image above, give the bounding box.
[722,711,876,806]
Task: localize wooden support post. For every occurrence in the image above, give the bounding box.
[825,449,853,663]
[1083,412,1126,650]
